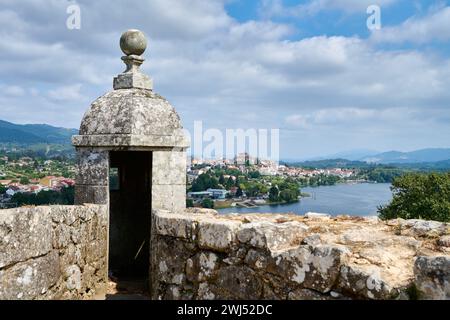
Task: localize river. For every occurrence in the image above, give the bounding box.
[217,183,393,216]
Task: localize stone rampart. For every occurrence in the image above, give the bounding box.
[1,204,448,300]
[0,205,108,300]
[151,209,450,300]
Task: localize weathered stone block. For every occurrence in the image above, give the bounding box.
[75,149,109,186]
[152,151,186,185]
[438,235,450,247]
[154,210,197,239]
[302,234,322,246]
[0,251,60,300]
[414,256,450,300]
[152,184,186,212]
[198,219,241,252]
[338,264,399,299]
[244,249,268,270]
[53,224,72,249]
[197,282,216,300]
[85,240,107,264]
[60,243,82,267]
[186,252,219,282]
[214,266,263,299]
[237,221,308,251]
[270,244,349,293]
[307,245,350,292]
[401,219,448,237]
[80,264,97,293]
[75,185,109,205]
[65,265,82,291]
[0,207,53,268]
[114,71,153,90]
[152,239,194,286]
[77,205,96,222]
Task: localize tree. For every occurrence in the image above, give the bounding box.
[280,189,298,203]
[246,183,260,198]
[269,186,279,202]
[236,187,243,198]
[378,172,450,222]
[365,168,403,183]
[201,198,214,209]
[0,185,6,194]
[225,177,234,190]
[234,176,240,187]
[219,175,225,185]
[20,176,30,185]
[192,173,219,192]
[259,185,269,195]
[248,171,261,179]
[11,186,75,206]
[192,177,205,192]
[186,199,194,208]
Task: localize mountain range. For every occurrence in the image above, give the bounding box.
[0,119,449,165]
[361,149,450,164]
[0,120,77,145]
[289,148,450,165]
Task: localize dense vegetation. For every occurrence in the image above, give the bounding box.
[268,178,300,203]
[358,167,404,183]
[186,199,194,208]
[291,159,368,169]
[201,198,214,209]
[378,173,450,222]
[191,173,220,192]
[288,159,450,183]
[298,174,341,187]
[190,168,243,192]
[0,143,75,160]
[287,156,450,170]
[10,186,74,207]
[0,155,75,180]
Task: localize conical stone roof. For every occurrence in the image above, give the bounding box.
[72,29,188,149]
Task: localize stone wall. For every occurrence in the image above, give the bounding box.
[151,209,450,300]
[0,205,108,300]
[1,204,448,300]
[74,147,187,213]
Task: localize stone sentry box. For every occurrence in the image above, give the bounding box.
[72,30,189,288]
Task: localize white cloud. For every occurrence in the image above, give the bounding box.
[1,85,26,97]
[48,84,83,101]
[371,6,450,44]
[259,0,399,18]
[285,107,412,129]
[0,0,449,157]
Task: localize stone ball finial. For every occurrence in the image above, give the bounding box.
[120,29,147,56]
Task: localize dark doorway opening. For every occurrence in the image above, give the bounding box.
[108,151,152,296]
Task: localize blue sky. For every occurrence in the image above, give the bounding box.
[0,0,449,159]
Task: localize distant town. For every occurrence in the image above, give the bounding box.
[1,119,449,209]
[0,154,75,208]
[186,153,357,210]
[0,147,445,210]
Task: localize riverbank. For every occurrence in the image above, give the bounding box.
[213,198,302,210]
[217,183,393,216]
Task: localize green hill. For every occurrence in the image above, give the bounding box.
[0,120,77,144]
